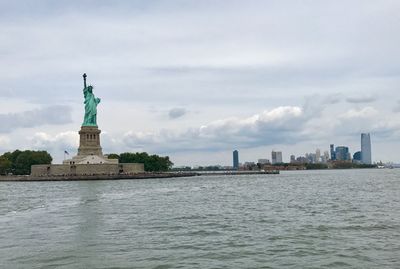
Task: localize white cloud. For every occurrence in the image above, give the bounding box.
[31,131,78,152]
[0,135,10,150]
[123,106,305,153]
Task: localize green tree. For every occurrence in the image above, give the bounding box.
[118,152,173,172]
[2,150,22,164]
[107,153,120,160]
[0,156,12,175]
[332,161,353,169]
[305,163,328,170]
[3,150,52,175]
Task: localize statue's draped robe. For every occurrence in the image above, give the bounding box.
[83,87,101,126]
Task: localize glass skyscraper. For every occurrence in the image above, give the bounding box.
[353,151,362,162]
[335,146,350,161]
[233,150,239,169]
[330,144,336,160]
[361,133,372,164]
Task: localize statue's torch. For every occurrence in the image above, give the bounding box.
[83,73,87,88]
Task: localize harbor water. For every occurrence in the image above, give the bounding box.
[1,169,399,268]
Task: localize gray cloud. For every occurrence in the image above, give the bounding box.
[168,107,187,119]
[302,94,342,119]
[0,105,72,133]
[394,100,400,113]
[1,0,400,107]
[346,95,377,104]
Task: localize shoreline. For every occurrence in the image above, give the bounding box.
[0,172,198,182]
[0,170,279,182]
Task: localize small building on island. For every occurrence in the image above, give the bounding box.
[31,74,144,177]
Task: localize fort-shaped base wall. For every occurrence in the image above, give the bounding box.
[31,163,144,177]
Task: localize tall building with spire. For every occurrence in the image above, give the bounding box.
[361,133,372,164]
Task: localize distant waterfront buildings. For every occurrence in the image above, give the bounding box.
[335,146,350,161]
[323,151,330,163]
[233,150,239,170]
[361,133,372,164]
[243,162,255,167]
[271,151,283,164]
[291,149,329,164]
[305,153,317,163]
[234,133,371,168]
[296,156,308,163]
[258,159,270,165]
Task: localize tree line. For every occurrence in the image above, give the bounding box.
[0,150,52,175]
[108,152,173,172]
[0,150,173,175]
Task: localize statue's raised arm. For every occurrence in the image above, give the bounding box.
[82,74,101,127]
[83,73,87,88]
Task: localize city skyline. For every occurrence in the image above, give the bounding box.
[229,133,376,168]
[1,1,400,165]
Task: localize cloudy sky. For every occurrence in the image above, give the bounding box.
[1,0,400,165]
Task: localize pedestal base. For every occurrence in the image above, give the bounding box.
[77,126,103,157]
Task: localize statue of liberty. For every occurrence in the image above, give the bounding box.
[82,73,101,126]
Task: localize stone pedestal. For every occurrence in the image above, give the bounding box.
[78,126,103,157]
[63,125,118,165]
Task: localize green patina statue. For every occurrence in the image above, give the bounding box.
[82,73,101,126]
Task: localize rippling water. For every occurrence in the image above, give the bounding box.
[1,169,399,268]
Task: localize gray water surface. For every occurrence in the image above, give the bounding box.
[1,169,399,268]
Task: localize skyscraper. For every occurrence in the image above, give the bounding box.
[233,150,239,169]
[323,151,330,163]
[335,146,350,161]
[271,151,283,164]
[361,133,372,164]
[316,149,321,163]
[330,144,336,160]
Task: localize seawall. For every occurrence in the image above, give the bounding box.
[0,172,198,182]
[0,170,279,182]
